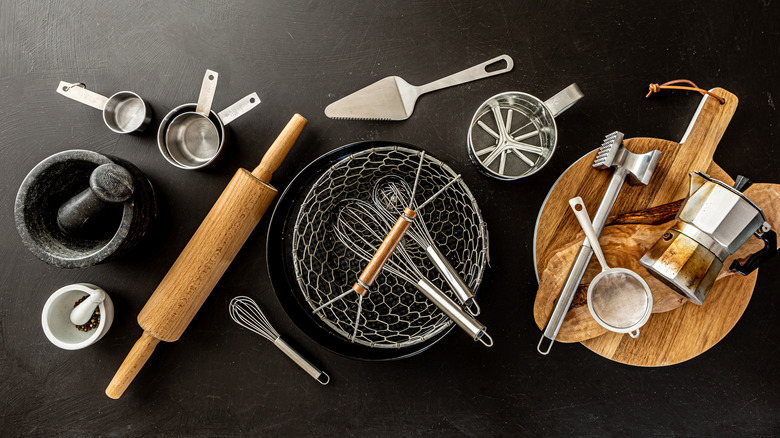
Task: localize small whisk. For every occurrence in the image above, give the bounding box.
[326,200,492,346]
[230,296,330,385]
[372,175,481,316]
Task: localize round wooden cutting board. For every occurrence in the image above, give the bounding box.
[533,88,780,366]
[534,155,780,366]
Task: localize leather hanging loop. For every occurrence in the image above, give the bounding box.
[646,79,726,104]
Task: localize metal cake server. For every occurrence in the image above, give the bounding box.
[325,54,514,121]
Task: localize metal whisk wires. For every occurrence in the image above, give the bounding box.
[312,151,467,343]
[230,296,330,385]
[230,296,280,342]
[332,201,493,346]
[311,152,428,341]
[372,175,480,315]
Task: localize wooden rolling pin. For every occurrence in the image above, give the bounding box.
[106,114,307,399]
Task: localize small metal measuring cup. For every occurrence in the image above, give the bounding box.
[57,81,152,134]
[467,83,583,180]
[569,197,653,338]
[158,70,261,170]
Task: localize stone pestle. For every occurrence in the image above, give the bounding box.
[57,163,135,236]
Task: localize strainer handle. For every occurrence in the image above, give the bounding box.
[569,197,609,271]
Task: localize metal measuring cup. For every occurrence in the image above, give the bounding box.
[56,81,152,134]
[467,83,583,180]
[158,70,261,170]
[569,196,653,338]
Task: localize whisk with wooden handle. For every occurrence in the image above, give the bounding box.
[311,151,461,342]
[372,175,480,316]
[230,296,329,385]
[332,200,493,346]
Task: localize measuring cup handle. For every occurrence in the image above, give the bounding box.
[544,83,584,117]
[629,329,640,338]
[56,81,109,110]
[196,70,219,116]
[218,93,261,126]
[417,54,514,95]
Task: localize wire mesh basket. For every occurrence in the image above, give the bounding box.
[291,145,488,349]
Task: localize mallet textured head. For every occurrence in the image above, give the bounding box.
[592,131,661,186]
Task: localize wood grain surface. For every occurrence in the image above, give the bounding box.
[534,89,737,339]
[580,181,780,365]
[532,88,780,365]
[107,116,305,398]
[354,210,415,295]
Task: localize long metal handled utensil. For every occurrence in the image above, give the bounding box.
[569,197,653,338]
[332,200,493,346]
[312,152,462,342]
[325,54,514,121]
[372,175,481,315]
[537,132,661,355]
[230,296,329,385]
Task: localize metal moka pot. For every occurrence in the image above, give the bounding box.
[640,171,778,305]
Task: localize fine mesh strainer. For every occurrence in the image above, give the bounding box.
[467,83,583,180]
[267,141,488,360]
[569,197,653,338]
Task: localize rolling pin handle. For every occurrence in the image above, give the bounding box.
[105,331,160,399]
[252,114,307,183]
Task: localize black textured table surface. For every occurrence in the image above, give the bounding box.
[1,1,779,436]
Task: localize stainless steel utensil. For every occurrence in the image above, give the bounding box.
[372,175,481,316]
[229,296,329,385]
[311,155,429,341]
[538,131,661,355]
[324,54,514,121]
[290,145,488,350]
[640,172,778,305]
[158,89,261,170]
[165,70,220,167]
[57,81,152,134]
[467,84,583,180]
[312,153,462,341]
[331,200,493,346]
[569,197,652,337]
